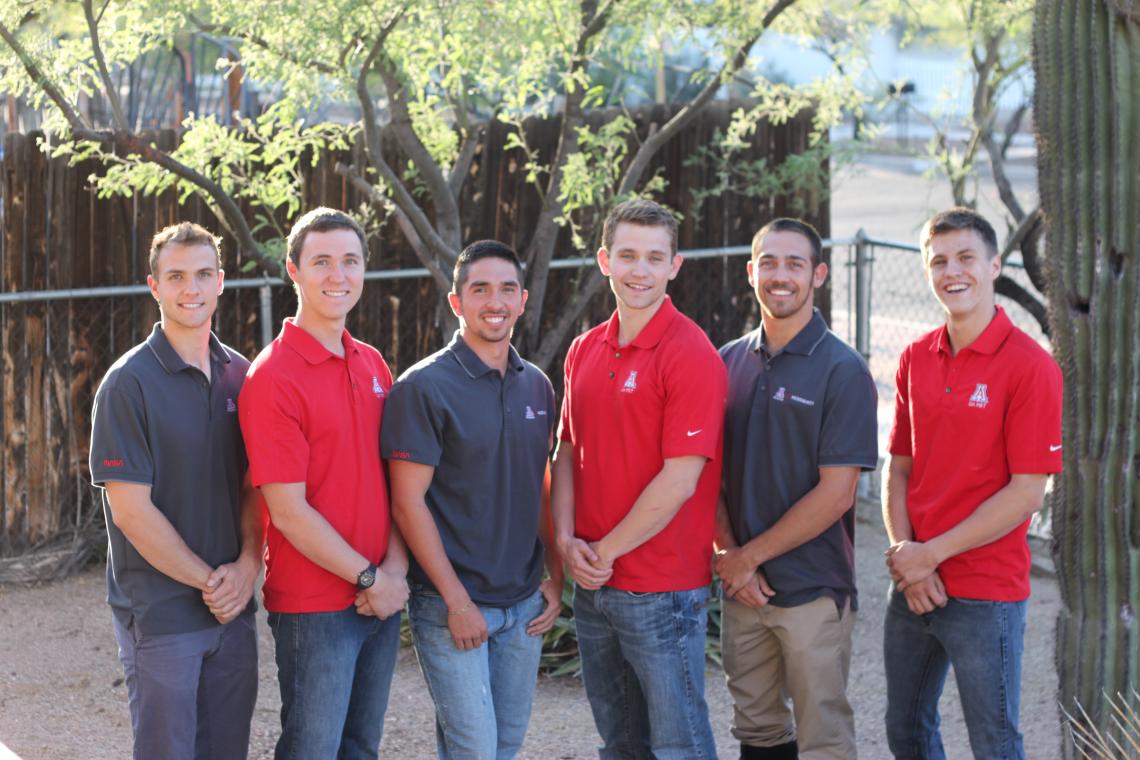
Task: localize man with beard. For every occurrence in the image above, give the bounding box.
[381,240,562,759]
[716,218,878,759]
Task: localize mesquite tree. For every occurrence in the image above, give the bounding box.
[0,0,857,371]
[1034,0,1140,751]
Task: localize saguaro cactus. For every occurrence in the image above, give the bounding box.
[1034,0,1140,750]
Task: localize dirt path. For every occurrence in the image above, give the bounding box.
[0,504,1062,759]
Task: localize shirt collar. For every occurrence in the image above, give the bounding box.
[448,331,525,379]
[603,296,679,349]
[931,306,1013,356]
[145,323,231,375]
[280,317,360,365]
[755,309,829,357]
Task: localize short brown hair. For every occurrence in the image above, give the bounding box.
[149,222,222,275]
[920,208,999,261]
[286,207,368,266]
[751,218,823,267]
[601,199,679,256]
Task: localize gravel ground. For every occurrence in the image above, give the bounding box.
[0,503,1063,759]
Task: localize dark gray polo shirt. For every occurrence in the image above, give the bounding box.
[381,332,555,606]
[720,310,878,611]
[90,324,251,635]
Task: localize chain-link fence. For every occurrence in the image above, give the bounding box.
[0,237,1051,554]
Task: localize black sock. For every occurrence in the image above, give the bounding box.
[739,740,799,760]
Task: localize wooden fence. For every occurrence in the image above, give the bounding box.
[0,100,828,555]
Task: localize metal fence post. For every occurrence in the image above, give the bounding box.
[852,228,879,502]
[259,283,273,348]
[854,228,872,362]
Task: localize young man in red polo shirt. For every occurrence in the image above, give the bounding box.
[553,199,727,758]
[882,208,1062,760]
[238,208,409,759]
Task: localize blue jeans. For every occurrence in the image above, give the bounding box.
[573,586,717,760]
[268,605,402,760]
[113,612,258,760]
[883,587,1027,760]
[409,588,546,759]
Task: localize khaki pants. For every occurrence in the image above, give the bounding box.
[721,594,856,759]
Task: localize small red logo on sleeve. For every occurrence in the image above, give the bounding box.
[390,450,411,459]
[103,459,125,467]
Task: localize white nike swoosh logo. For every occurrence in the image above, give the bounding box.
[1050,444,1062,452]
[687,429,702,437]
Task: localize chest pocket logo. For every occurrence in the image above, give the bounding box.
[968,383,990,409]
[371,376,386,398]
[621,371,639,394]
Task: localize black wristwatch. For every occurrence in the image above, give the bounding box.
[356,563,378,590]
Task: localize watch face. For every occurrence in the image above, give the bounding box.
[358,568,376,589]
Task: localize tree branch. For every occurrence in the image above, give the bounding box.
[1002,206,1046,294]
[0,19,91,131]
[531,268,607,371]
[518,0,616,352]
[995,273,1049,337]
[448,121,484,201]
[354,9,459,270]
[189,16,338,75]
[615,0,797,195]
[375,56,462,248]
[75,129,276,273]
[82,0,127,130]
[334,161,452,293]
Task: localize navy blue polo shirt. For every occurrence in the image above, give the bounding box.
[381,332,555,606]
[89,324,251,635]
[720,310,878,611]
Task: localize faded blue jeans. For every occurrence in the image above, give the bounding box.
[409,587,546,760]
[883,587,1027,760]
[573,586,717,760]
[268,605,401,760]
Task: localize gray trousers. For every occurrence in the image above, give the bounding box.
[113,612,258,760]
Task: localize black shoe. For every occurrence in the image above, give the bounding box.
[739,740,799,760]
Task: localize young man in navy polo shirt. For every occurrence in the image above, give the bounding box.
[716,218,878,759]
[553,199,727,758]
[382,240,563,759]
[239,208,409,759]
[882,208,1062,759]
[90,222,262,759]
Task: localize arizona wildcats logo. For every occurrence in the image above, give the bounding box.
[621,371,638,393]
[773,387,786,402]
[525,405,536,420]
[968,383,990,409]
[371,376,385,398]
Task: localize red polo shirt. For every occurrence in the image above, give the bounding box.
[559,297,727,592]
[888,307,1062,601]
[239,319,393,613]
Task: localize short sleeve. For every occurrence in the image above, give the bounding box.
[660,338,727,460]
[819,357,879,469]
[558,339,578,444]
[1005,352,1063,474]
[89,379,154,486]
[887,347,913,457]
[238,371,311,487]
[380,378,444,466]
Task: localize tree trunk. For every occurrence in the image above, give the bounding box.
[1034,0,1140,753]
